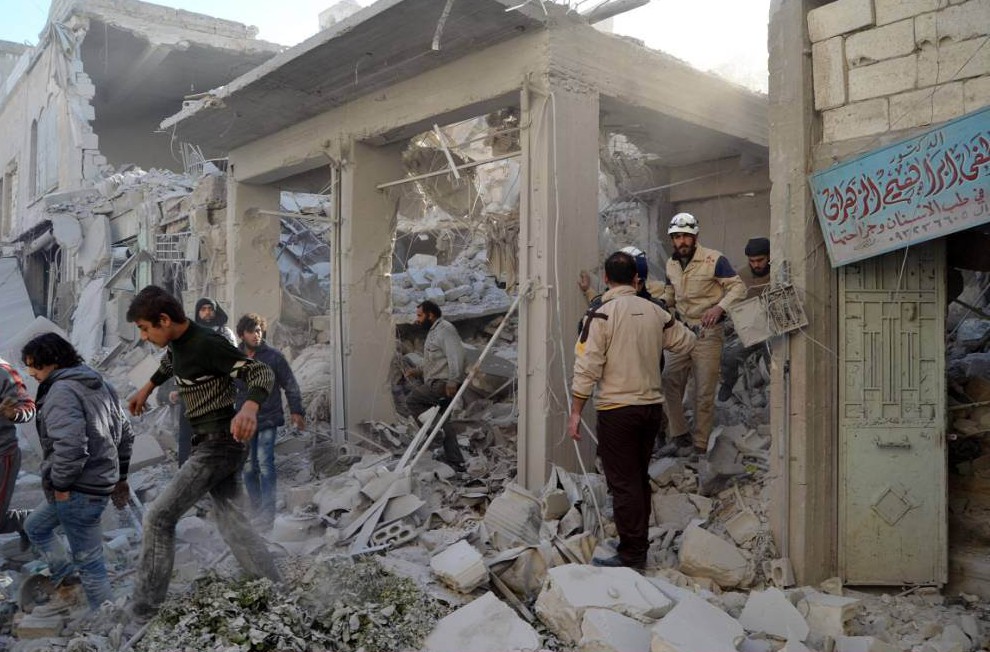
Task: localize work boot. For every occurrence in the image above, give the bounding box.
[591,555,644,570]
[659,433,693,457]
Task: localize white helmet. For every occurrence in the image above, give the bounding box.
[619,246,644,257]
[667,212,699,236]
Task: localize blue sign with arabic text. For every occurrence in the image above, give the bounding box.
[810,106,990,267]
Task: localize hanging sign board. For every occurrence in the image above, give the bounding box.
[809,105,990,267]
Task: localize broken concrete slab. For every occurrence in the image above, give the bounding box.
[653,493,700,530]
[650,592,745,652]
[535,564,673,643]
[484,483,543,549]
[798,590,860,640]
[649,458,687,486]
[129,433,166,472]
[835,636,900,652]
[422,591,541,652]
[738,588,809,641]
[724,510,761,546]
[430,539,489,593]
[678,524,752,589]
[579,608,652,652]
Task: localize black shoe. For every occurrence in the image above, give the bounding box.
[592,555,644,570]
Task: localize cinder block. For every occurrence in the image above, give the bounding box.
[846,20,916,67]
[823,99,890,142]
[964,76,990,111]
[808,0,875,42]
[813,36,847,110]
[932,81,965,122]
[798,590,861,640]
[876,0,939,25]
[848,54,918,101]
[937,0,990,43]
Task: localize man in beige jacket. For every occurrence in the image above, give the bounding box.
[661,213,746,454]
[569,251,695,569]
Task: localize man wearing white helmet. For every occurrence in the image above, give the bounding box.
[661,213,746,455]
[578,246,665,306]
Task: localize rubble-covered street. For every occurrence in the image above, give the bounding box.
[0,0,989,650]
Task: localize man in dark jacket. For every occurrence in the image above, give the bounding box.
[0,356,36,549]
[126,286,278,619]
[20,333,133,610]
[235,313,305,530]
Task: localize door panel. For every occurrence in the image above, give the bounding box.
[839,242,946,584]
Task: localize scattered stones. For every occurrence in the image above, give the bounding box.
[678,525,753,589]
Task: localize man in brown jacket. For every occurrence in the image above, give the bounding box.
[661,213,747,455]
[568,251,695,569]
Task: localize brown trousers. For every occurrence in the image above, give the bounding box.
[662,323,724,450]
[597,403,664,566]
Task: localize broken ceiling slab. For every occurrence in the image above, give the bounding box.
[650,592,745,652]
[534,564,673,644]
[678,524,753,589]
[162,0,554,150]
[422,591,541,652]
[579,608,653,652]
[738,588,810,641]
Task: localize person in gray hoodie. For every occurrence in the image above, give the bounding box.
[21,333,133,610]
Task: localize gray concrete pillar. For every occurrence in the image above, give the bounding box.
[338,140,404,430]
[518,84,601,490]
[225,179,280,328]
[768,0,838,584]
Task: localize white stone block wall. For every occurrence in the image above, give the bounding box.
[808,0,990,142]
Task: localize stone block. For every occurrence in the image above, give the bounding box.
[890,88,935,128]
[725,510,761,546]
[813,36,847,110]
[932,81,965,122]
[738,588,810,641]
[937,0,990,43]
[190,173,226,209]
[798,590,860,639]
[408,254,438,269]
[650,593,745,652]
[835,636,900,652]
[423,592,541,652]
[808,0,875,42]
[430,539,489,593]
[580,608,652,652]
[846,20,916,67]
[649,458,687,486]
[915,12,937,46]
[653,493,700,529]
[534,564,673,644]
[923,38,990,85]
[678,525,752,589]
[876,0,939,25]
[424,287,446,304]
[848,54,918,101]
[823,99,890,142]
[129,434,166,471]
[286,485,318,511]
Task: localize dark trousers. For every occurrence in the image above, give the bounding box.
[0,447,20,534]
[133,437,280,612]
[597,404,664,566]
[176,408,193,467]
[405,380,465,466]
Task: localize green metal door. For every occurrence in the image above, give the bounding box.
[839,242,946,585]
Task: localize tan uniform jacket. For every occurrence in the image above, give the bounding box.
[661,244,747,326]
[572,285,696,410]
[738,264,771,300]
[583,278,666,305]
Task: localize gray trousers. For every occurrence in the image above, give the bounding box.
[405,380,466,466]
[132,436,280,612]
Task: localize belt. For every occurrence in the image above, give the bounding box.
[191,431,235,446]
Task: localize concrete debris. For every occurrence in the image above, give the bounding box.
[534,564,673,643]
[579,608,652,652]
[429,539,489,593]
[724,509,761,546]
[677,524,753,589]
[422,592,541,652]
[128,434,166,471]
[835,636,901,652]
[483,483,543,549]
[799,589,860,640]
[738,587,809,641]
[650,592,745,652]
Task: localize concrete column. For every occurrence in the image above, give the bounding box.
[768,0,838,584]
[338,140,404,430]
[225,178,280,326]
[518,83,601,491]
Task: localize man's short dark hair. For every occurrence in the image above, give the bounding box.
[236,313,268,338]
[22,333,83,369]
[126,285,187,326]
[417,300,442,319]
[604,251,637,285]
